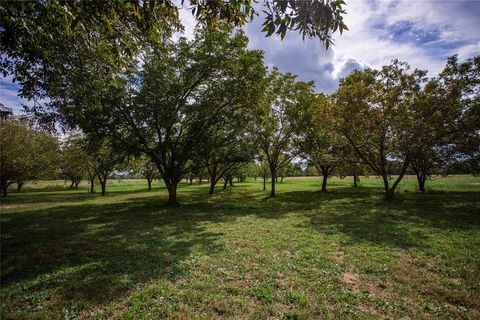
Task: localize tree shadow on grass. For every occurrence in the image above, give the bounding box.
[281,189,480,250]
[1,200,225,315]
[1,185,479,317]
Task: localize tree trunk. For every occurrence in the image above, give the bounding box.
[1,177,8,197]
[100,179,107,196]
[209,179,217,194]
[70,180,74,189]
[280,175,284,183]
[353,174,359,188]
[199,177,202,184]
[17,181,24,193]
[189,177,193,185]
[223,178,228,190]
[416,173,427,192]
[89,176,95,193]
[229,176,233,187]
[147,177,152,191]
[418,177,426,192]
[166,182,178,206]
[270,167,276,197]
[383,159,409,199]
[263,175,266,191]
[321,174,328,192]
[74,179,80,189]
[382,173,392,199]
[208,172,218,195]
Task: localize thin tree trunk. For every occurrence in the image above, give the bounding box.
[1,177,8,197]
[17,181,24,193]
[199,177,202,184]
[321,174,328,192]
[270,167,276,197]
[263,175,266,191]
[353,174,358,188]
[89,176,95,193]
[147,177,152,191]
[70,181,74,189]
[223,178,228,190]
[382,173,392,199]
[229,176,233,187]
[384,159,409,199]
[74,180,79,189]
[189,177,193,185]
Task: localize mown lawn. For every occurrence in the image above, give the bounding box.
[1,175,479,319]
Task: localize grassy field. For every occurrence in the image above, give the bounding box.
[1,175,479,319]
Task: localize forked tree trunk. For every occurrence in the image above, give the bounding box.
[383,159,409,199]
[411,164,428,192]
[98,172,108,196]
[147,177,153,191]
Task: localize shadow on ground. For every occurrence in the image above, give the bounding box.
[1,183,479,315]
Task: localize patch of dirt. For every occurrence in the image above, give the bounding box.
[340,267,361,293]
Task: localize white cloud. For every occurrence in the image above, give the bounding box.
[244,0,480,92]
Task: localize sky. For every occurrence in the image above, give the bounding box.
[1,0,480,113]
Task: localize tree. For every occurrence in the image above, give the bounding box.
[60,134,90,189]
[403,55,479,191]
[85,138,124,196]
[196,102,257,194]
[335,60,426,199]
[129,156,160,191]
[129,28,265,205]
[0,118,59,196]
[438,55,480,175]
[300,94,343,192]
[253,68,315,197]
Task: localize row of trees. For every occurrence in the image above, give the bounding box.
[1,2,478,204]
[2,50,478,201]
[0,118,304,197]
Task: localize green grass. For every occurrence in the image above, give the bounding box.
[1,175,479,319]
